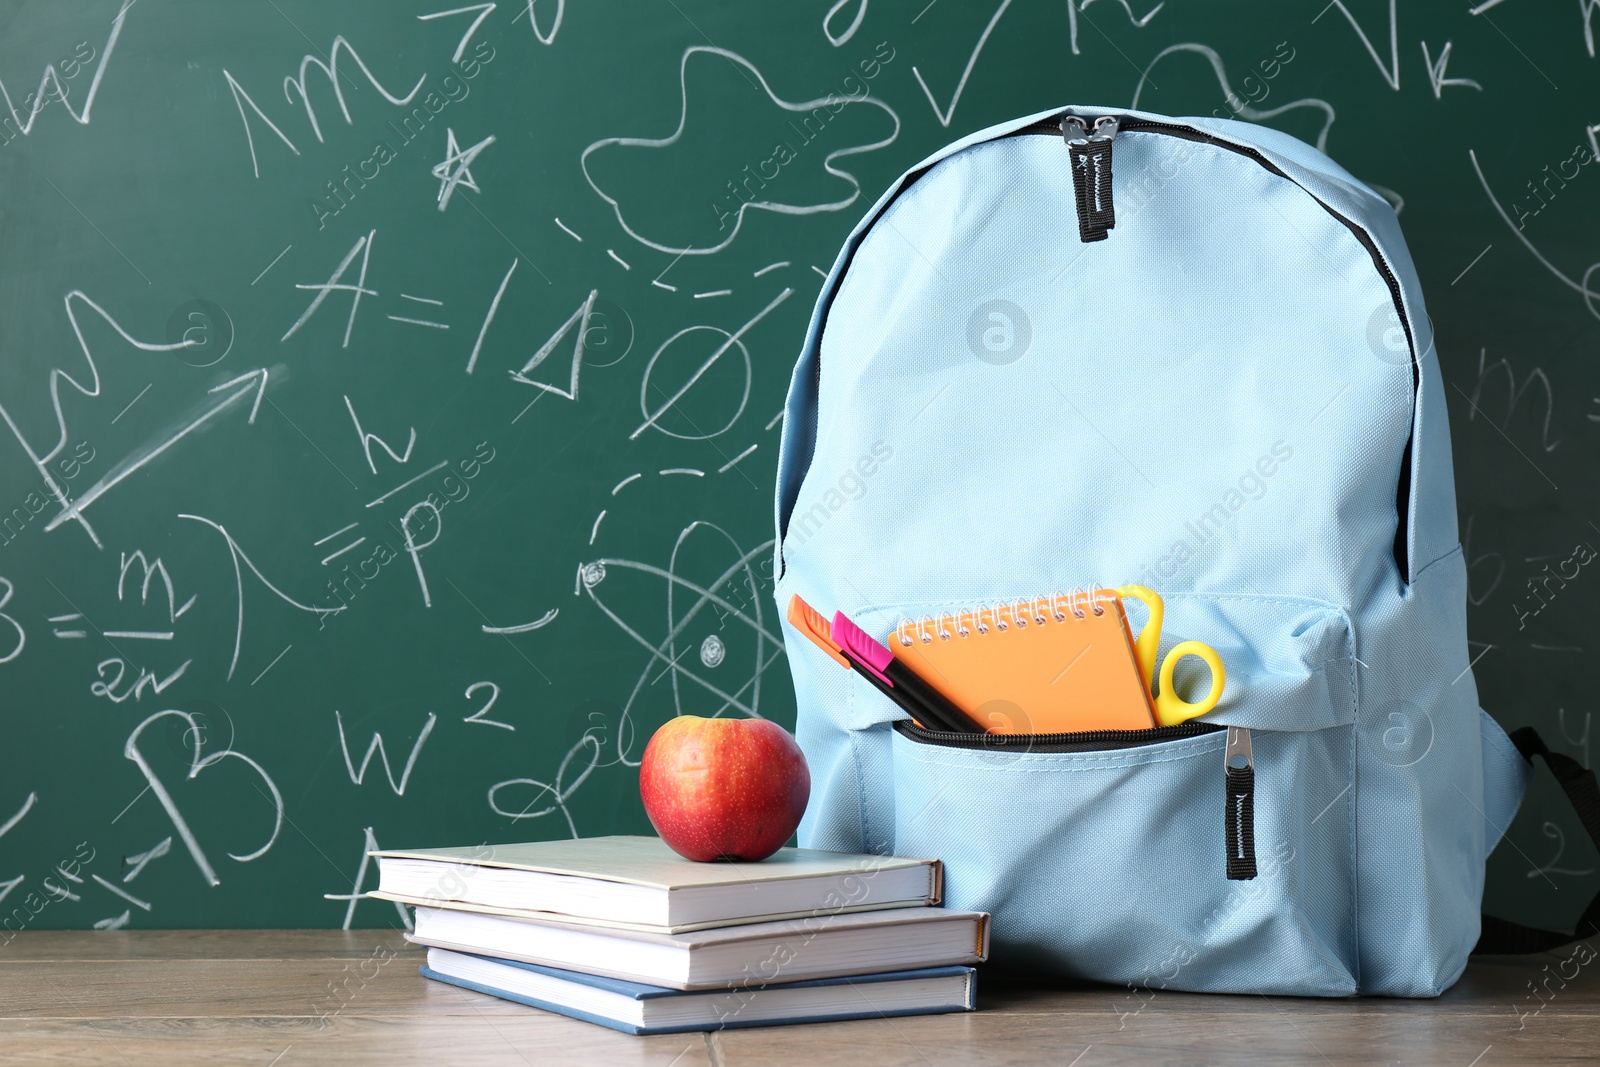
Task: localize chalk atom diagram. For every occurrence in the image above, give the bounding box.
[577,519,785,767]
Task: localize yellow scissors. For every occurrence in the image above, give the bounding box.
[1115,585,1226,726]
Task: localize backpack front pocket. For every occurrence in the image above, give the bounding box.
[891,721,1356,995]
[868,592,1359,996]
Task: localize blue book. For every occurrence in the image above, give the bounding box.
[420,947,976,1035]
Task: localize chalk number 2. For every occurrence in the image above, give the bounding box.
[463,681,513,731]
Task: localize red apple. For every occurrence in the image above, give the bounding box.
[639,716,810,862]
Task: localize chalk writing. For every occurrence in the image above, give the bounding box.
[124,709,283,887]
[335,711,437,795]
[0,3,128,141]
[462,681,513,730]
[432,127,496,210]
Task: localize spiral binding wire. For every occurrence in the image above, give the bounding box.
[896,586,1116,645]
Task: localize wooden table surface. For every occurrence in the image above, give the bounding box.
[0,930,1592,1065]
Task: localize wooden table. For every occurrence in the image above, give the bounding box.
[0,930,1592,1065]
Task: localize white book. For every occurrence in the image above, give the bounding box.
[421,947,976,1034]
[406,904,990,991]
[369,836,940,932]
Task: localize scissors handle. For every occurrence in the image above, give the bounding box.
[1154,640,1226,726]
[1115,584,1226,725]
[1114,584,1163,685]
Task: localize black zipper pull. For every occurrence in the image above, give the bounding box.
[1225,726,1258,880]
[1062,115,1118,243]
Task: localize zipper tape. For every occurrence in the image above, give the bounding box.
[892,718,1220,752]
[1026,113,1420,581]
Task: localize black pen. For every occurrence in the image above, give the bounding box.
[832,611,985,733]
[787,596,974,732]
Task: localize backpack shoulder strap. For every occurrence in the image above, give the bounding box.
[1475,727,1600,954]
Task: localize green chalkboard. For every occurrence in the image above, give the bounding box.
[0,0,1594,933]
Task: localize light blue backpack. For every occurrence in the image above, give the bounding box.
[773,106,1599,997]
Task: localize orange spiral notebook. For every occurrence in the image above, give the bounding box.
[889,590,1156,734]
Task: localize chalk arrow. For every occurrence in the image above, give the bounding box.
[208,368,268,424]
[44,370,270,534]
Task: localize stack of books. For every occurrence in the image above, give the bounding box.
[369,835,988,1034]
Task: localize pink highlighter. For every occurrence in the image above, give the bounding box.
[831,612,982,733]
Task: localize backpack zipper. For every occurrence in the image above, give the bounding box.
[1224,726,1257,880]
[892,717,1219,751]
[1061,116,1119,242]
[1034,114,1414,372]
[786,112,1419,581]
[1026,112,1418,582]
[1071,117,1412,363]
[893,716,1257,880]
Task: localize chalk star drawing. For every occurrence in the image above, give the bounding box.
[432,128,496,210]
[577,521,785,767]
